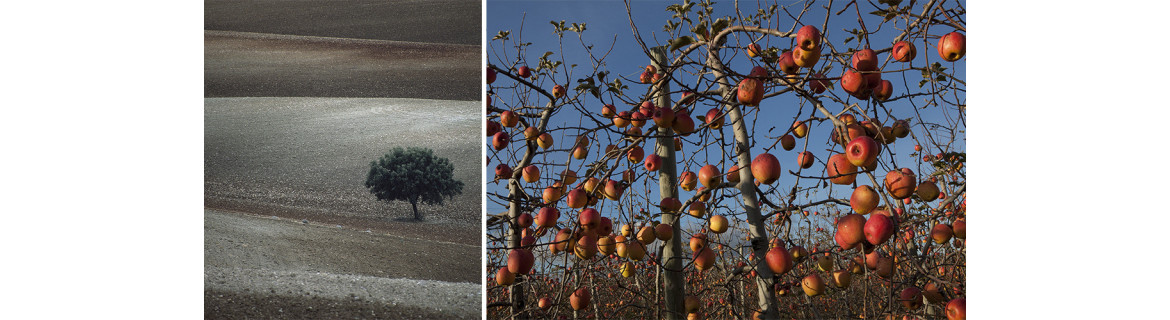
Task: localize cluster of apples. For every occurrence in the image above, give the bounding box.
[604,100,696,138]
[841,48,892,101]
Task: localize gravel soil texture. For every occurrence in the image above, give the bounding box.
[205,209,480,319]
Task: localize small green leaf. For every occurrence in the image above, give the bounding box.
[670,36,695,52]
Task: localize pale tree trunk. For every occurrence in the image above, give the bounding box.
[706,47,778,318]
[650,47,686,320]
[505,99,556,319]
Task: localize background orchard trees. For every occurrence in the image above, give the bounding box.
[486,0,965,319]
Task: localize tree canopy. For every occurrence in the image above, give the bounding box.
[365,147,463,220]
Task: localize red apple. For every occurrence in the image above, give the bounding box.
[500,110,519,128]
[626,126,643,137]
[601,104,616,118]
[537,133,553,149]
[556,168,575,183]
[893,41,916,62]
[705,108,724,129]
[487,66,496,84]
[507,249,534,274]
[639,101,655,116]
[777,50,798,75]
[747,43,762,58]
[751,153,782,185]
[893,120,911,138]
[517,213,533,228]
[884,168,917,199]
[542,186,561,204]
[660,197,682,213]
[851,48,879,71]
[672,110,695,135]
[494,164,513,180]
[946,298,966,320]
[486,120,501,137]
[931,223,953,244]
[792,46,820,67]
[900,287,924,310]
[613,111,631,128]
[797,151,814,169]
[832,269,852,288]
[637,226,656,245]
[801,273,825,296]
[938,32,966,62]
[850,185,880,214]
[795,25,821,51]
[655,223,673,241]
[680,171,697,191]
[652,106,675,128]
[738,77,764,107]
[644,154,662,171]
[603,179,624,200]
[517,66,531,78]
[709,215,728,234]
[864,213,895,246]
[836,214,867,247]
[792,120,809,138]
[492,132,510,150]
[826,154,858,185]
[694,247,716,271]
[579,208,601,231]
[688,201,707,218]
[551,84,566,99]
[780,134,795,151]
[536,207,559,228]
[766,245,793,275]
[726,165,740,184]
[630,111,648,128]
[845,136,879,167]
[953,219,966,239]
[697,164,722,188]
[749,66,768,78]
[840,70,868,95]
[690,233,707,252]
[521,165,540,183]
[565,188,587,208]
[917,181,940,201]
[872,80,893,101]
[570,287,591,310]
[597,236,615,256]
[574,234,598,260]
[627,146,644,164]
[496,267,515,286]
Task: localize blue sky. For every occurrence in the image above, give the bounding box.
[486,0,966,254]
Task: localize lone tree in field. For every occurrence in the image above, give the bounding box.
[365,147,463,220]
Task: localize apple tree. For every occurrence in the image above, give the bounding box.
[486,0,965,319]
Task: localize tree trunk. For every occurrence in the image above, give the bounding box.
[651,47,686,320]
[504,98,557,320]
[411,198,420,220]
[706,46,778,318]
